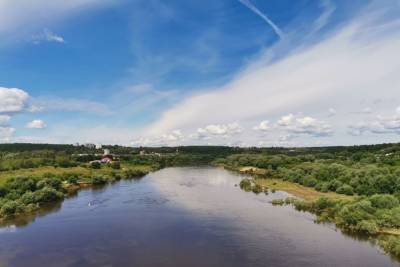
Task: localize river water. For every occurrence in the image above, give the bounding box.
[0,167,398,267]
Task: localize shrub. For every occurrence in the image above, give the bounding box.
[33,187,64,203]
[252,184,263,194]
[91,176,107,185]
[0,200,22,216]
[110,161,121,169]
[336,184,354,196]
[369,194,399,209]
[37,177,62,191]
[90,161,101,169]
[0,186,7,198]
[379,236,400,257]
[301,176,318,187]
[20,191,37,205]
[315,197,336,210]
[356,220,379,234]
[239,178,252,191]
[271,199,284,206]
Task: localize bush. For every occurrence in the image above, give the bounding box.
[5,176,37,196]
[20,191,37,205]
[91,176,107,185]
[0,186,7,198]
[356,220,379,234]
[301,176,318,187]
[239,178,252,192]
[33,187,64,203]
[90,161,101,169]
[336,184,354,195]
[369,194,399,209]
[0,200,22,216]
[110,161,121,169]
[315,182,329,192]
[63,173,79,184]
[37,177,62,191]
[380,236,400,257]
[315,197,336,210]
[252,184,263,194]
[271,199,285,206]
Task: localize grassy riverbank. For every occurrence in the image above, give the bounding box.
[0,163,156,220]
[223,164,400,258]
[254,178,353,201]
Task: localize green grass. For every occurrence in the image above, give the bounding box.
[0,163,154,185]
[255,178,354,202]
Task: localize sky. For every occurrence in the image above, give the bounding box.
[0,0,399,147]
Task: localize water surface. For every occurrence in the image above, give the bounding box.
[0,167,398,267]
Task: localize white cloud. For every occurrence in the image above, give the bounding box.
[396,106,400,114]
[160,130,183,142]
[278,114,333,137]
[197,123,242,138]
[253,120,271,131]
[131,130,184,147]
[145,2,400,146]
[238,0,284,38]
[277,114,294,127]
[328,108,337,117]
[0,87,30,113]
[313,0,336,33]
[32,28,65,44]
[34,97,112,115]
[0,115,11,125]
[348,107,400,135]
[0,126,15,142]
[0,0,116,41]
[26,119,46,129]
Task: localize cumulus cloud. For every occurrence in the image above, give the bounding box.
[193,123,242,139]
[131,130,184,146]
[277,114,294,127]
[32,28,65,44]
[349,108,400,136]
[278,114,333,137]
[253,120,271,131]
[0,87,30,113]
[26,119,46,129]
[0,115,11,125]
[0,126,15,142]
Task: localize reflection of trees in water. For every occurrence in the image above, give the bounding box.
[0,201,62,228]
[0,177,146,229]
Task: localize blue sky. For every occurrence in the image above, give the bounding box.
[0,0,399,146]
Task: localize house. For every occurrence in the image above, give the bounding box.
[101,155,113,164]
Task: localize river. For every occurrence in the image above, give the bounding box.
[0,167,398,267]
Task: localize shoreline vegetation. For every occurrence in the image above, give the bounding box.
[225,165,400,258]
[1,143,400,259]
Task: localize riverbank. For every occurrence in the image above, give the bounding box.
[221,165,400,258]
[0,163,157,221]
